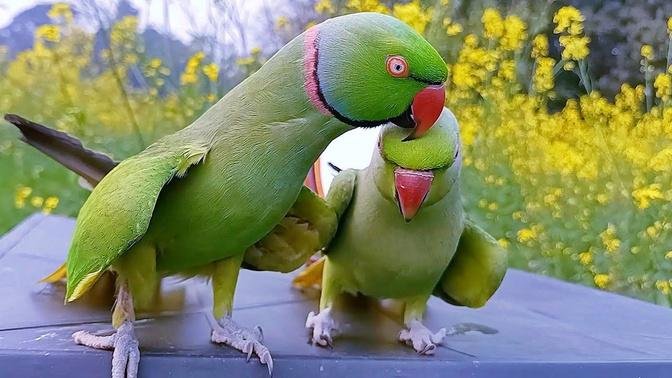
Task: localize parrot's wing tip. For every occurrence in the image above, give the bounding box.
[39,262,67,284]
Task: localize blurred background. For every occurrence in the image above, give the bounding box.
[1,0,672,306]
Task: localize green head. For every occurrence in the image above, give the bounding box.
[372,107,461,221]
[305,13,448,139]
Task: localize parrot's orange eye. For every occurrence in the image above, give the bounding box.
[386,55,409,78]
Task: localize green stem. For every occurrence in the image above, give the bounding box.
[552,59,565,76]
[529,59,537,95]
[578,59,592,93]
[107,46,145,150]
[667,36,672,69]
[644,62,653,112]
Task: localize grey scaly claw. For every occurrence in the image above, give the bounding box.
[211,317,273,375]
[399,320,446,355]
[305,307,337,348]
[254,342,273,375]
[419,343,435,355]
[73,321,140,378]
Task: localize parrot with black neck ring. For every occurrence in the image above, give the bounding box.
[4,12,448,377]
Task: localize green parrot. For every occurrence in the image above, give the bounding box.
[297,108,507,354]
[4,12,448,378]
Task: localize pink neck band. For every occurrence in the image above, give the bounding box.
[303,27,332,116]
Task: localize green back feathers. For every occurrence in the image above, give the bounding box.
[380,107,459,170]
[65,141,209,302]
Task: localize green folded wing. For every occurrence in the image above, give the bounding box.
[325,169,357,219]
[66,141,209,301]
[434,219,508,308]
[243,186,336,272]
[243,169,357,272]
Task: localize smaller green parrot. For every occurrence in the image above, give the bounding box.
[297,108,507,354]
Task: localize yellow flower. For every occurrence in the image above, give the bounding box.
[497,238,509,249]
[392,0,432,34]
[315,0,335,14]
[645,226,659,238]
[531,34,549,58]
[48,3,73,23]
[14,186,32,209]
[202,63,219,82]
[559,35,590,61]
[236,56,255,66]
[42,196,60,214]
[180,52,205,85]
[578,252,592,265]
[553,6,584,35]
[346,0,389,14]
[517,227,538,243]
[275,16,289,29]
[632,184,664,209]
[482,8,504,40]
[36,25,61,43]
[649,148,672,171]
[500,15,527,51]
[31,196,44,208]
[594,274,610,289]
[665,251,672,260]
[464,34,479,48]
[656,280,671,295]
[600,224,621,253]
[534,57,555,93]
[498,59,516,82]
[110,16,138,46]
[149,58,162,69]
[443,18,463,36]
[654,73,672,101]
[641,44,654,61]
[668,16,672,36]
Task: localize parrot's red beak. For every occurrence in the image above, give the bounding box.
[394,167,434,222]
[404,84,445,141]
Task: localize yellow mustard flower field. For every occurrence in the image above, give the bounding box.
[2,1,672,305]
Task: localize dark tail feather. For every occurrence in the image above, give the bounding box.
[327,162,342,173]
[4,114,118,187]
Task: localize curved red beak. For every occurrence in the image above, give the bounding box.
[404,84,445,141]
[394,167,434,222]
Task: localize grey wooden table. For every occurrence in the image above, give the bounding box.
[0,214,671,377]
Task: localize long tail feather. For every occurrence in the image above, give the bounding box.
[4,114,118,187]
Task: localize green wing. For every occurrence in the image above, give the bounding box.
[325,169,357,218]
[434,219,507,308]
[243,169,357,272]
[243,186,336,272]
[66,141,209,301]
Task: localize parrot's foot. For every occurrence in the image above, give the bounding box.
[72,320,140,378]
[398,319,446,355]
[211,317,273,375]
[305,306,337,347]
